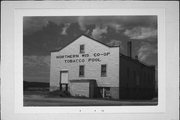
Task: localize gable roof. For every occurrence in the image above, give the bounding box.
[50,34,155,68]
[50,34,119,52]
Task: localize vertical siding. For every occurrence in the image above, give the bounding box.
[110,87,119,99]
[119,55,155,100]
[49,52,59,91]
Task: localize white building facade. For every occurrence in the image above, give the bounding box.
[50,34,156,100]
[50,35,120,99]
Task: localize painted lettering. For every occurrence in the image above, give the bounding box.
[82,54,89,57]
[88,58,101,62]
[93,52,110,57]
[64,59,85,63]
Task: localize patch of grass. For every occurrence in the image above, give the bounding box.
[47,90,71,97]
[24,90,48,96]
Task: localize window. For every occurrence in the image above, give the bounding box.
[101,64,107,77]
[104,87,110,98]
[79,65,84,77]
[99,87,110,98]
[80,44,85,53]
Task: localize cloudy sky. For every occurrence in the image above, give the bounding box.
[23,16,157,83]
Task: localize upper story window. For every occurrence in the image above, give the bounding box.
[101,64,107,77]
[80,44,85,53]
[79,65,85,77]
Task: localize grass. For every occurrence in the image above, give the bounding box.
[23,90,158,106]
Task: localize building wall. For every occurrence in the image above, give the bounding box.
[69,80,96,98]
[110,87,119,99]
[119,55,155,99]
[50,35,120,95]
[69,81,90,97]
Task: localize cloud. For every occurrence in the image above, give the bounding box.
[91,26,108,40]
[106,40,124,49]
[24,16,157,36]
[61,23,70,35]
[124,27,157,40]
[78,16,86,31]
[23,16,80,35]
[77,16,157,30]
[24,55,50,67]
[137,42,157,62]
[108,23,124,32]
[23,17,48,35]
[23,55,50,82]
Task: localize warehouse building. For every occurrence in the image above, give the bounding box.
[50,34,155,100]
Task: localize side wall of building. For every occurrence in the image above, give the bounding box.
[50,52,60,91]
[69,81,90,97]
[119,55,155,99]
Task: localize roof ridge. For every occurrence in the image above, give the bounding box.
[120,53,155,68]
[50,34,119,52]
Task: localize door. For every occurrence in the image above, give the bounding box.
[60,71,68,91]
[60,71,68,84]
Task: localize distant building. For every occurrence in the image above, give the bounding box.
[50,34,156,100]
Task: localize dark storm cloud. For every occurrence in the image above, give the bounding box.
[23,16,157,61]
[24,16,157,35]
[23,16,80,35]
[137,42,157,61]
[23,21,84,56]
[78,16,157,29]
[23,16,157,57]
[23,16,157,82]
[124,26,157,40]
[23,55,50,82]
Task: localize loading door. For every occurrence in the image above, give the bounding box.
[60,71,68,91]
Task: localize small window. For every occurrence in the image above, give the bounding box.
[80,44,85,53]
[101,64,107,77]
[79,65,84,77]
[104,87,110,98]
[99,87,110,98]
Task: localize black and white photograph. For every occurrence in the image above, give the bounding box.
[1,1,179,120]
[23,16,158,106]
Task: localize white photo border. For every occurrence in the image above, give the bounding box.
[2,1,179,120]
[14,8,165,113]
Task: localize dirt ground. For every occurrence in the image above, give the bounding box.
[23,91,158,106]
